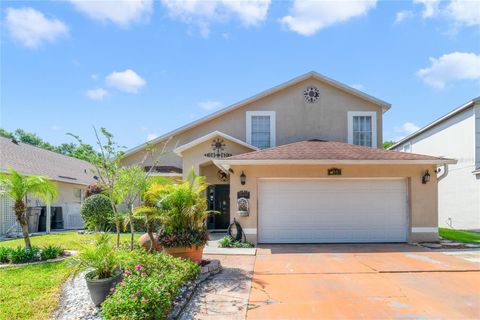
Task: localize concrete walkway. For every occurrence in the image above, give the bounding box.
[180,254,255,320]
[248,244,480,319]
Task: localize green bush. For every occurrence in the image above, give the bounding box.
[101,250,199,319]
[218,236,254,248]
[80,194,113,231]
[9,246,39,263]
[0,247,13,263]
[40,245,64,260]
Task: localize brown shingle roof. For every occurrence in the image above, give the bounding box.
[0,137,96,185]
[225,140,454,162]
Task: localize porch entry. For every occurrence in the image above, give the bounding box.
[207,184,230,230]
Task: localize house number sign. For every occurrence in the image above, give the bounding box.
[204,138,233,159]
[328,168,342,176]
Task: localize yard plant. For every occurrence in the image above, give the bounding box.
[0,168,57,249]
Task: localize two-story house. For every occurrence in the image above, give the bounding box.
[122,71,455,244]
[390,97,480,230]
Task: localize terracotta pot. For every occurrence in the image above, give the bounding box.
[162,245,204,263]
[138,233,161,252]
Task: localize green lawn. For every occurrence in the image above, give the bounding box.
[0,232,141,320]
[0,231,140,250]
[439,228,480,244]
[0,260,71,320]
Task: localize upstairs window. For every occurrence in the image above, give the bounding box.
[246,111,276,149]
[348,111,377,148]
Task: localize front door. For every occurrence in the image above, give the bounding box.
[207,185,230,230]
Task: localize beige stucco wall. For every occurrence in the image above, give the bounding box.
[121,77,384,168]
[227,164,438,244]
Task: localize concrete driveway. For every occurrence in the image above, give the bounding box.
[248,244,480,319]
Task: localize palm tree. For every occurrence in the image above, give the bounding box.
[0,168,57,249]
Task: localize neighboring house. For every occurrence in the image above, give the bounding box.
[122,71,455,244]
[390,97,480,230]
[0,137,95,236]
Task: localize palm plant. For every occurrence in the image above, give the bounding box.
[141,169,214,248]
[0,168,57,249]
[133,201,162,252]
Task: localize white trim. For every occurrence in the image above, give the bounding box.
[389,97,479,149]
[246,111,276,149]
[124,71,391,157]
[243,228,257,235]
[174,131,258,156]
[411,227,438,233]
[348,111,377,148]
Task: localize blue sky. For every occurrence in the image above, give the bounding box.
[1,0,479,149]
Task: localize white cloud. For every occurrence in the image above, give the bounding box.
[395,10,414,23]
[416,52,480,89]
[161,0,270,37]
[413,0,440,18]
[4,7,68,49]
[51,125,61,131]
[70,0,153,27]
[280,0,376,36]
[105,69,146,93]
[446,0,480,27]
[146,133,158,141]
[198,100,223,111]
[349,83,365,91]
[393,122,420,141]
[86,88,108,100]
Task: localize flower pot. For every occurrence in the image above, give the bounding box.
[139,233,161,252]
[85,270,122,306]
[163,245,204,263]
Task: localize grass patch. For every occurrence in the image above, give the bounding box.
[0,232,140,251]
[439,228,480,244]
[0,260,71,320]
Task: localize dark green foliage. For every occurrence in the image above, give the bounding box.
[40,245,64,260]
[218,236,255,248]
[101,250,199,319]
[157,228,209,248]
[8,246,39,263]
[80,194,114,231]
[0,247,13,263]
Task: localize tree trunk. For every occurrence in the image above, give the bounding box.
[130,218,135,251]
[116,222,121,248]
[14,200,31,250]
[147,224,155,253]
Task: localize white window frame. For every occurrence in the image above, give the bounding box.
[347,111,377,148]
[246,111,276,149]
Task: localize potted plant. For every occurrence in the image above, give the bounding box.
[135,169,213,263]
[69,234,122,306]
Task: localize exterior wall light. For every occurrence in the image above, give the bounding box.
[422,170,431,184]
[240,171,246,185]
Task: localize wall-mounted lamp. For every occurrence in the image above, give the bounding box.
[240,171,246,185]
[422,170,431,184]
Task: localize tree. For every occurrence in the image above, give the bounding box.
[80,194,113,231]
[383,141,396,149]
[110,213,126,248]
[0,168,57,249]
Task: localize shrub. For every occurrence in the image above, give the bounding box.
[101,251,199,319]
[40,245,64,260]
[157,228,209,248]
[9,246,39,263]
[69,234,120,280]
[0,247,13,263]
[218,236,255,248]
[80,194,113,231]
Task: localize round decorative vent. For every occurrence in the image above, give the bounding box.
[303,86,320,103]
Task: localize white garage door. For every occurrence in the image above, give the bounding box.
[258,179,408,243]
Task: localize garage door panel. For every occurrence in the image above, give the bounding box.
[258,179,408,243]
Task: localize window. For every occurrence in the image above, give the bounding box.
[348,111,377,148]
[246,111,275,149]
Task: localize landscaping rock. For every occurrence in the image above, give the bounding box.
[54,271,101,320]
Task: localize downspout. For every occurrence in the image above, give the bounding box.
[437,163,449,182]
